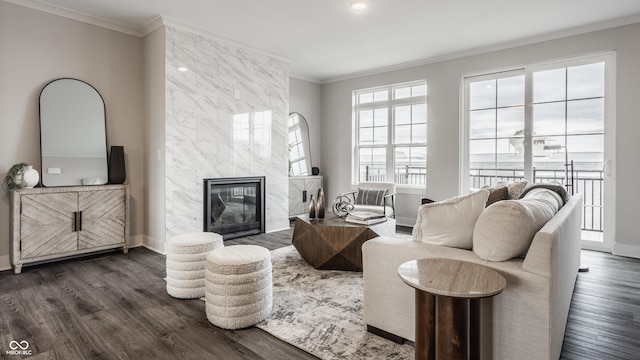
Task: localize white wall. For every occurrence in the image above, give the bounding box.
[0,2,145,270]
[321,23,640,257]
[142,27,166,252]
[290,77,322,172]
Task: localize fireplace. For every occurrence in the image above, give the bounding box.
[204,176,265,240]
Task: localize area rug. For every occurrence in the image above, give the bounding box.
[255,245,414,360]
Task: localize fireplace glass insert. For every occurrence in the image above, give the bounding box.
[204,176,265,240]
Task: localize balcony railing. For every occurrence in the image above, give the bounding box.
[363,165,427,186]
[470,168,603,232]
[362,165,603,232]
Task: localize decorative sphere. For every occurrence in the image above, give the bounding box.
[22,166,39,188]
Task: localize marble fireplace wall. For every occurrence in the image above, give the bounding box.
[164,26,290,239]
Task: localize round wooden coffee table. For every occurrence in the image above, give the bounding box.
[398,258,506,360]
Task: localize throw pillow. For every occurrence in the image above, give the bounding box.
[495,180,528,199]
[472,189,559,262]
[412,189,490,250]
[518,183,568,205]
[484,186,510,207]
[356,188,388,206]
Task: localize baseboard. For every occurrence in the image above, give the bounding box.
[366,325,406,344]
[128,234,145,248]
[613,243,640,259]
[267,226,292,233]
[0,255,11,272]
[396,224,413,233]
[142,235,165,254]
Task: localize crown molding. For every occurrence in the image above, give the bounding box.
[5,0,639,83]
[321,14,640,84]
[140,15,164,37]
[2,0,291,66]
[160,16,291,65]
[290,74,322,85]
[3,0,142,36]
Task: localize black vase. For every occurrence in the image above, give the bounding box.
[108,145,126,184]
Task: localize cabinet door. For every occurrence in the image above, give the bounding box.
[20,193,77,259]
[305,178,323,198]
[78,189,126,249]
[289,178,306,216]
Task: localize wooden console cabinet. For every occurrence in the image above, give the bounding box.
[289,176,323,218]
[10,184,129,274]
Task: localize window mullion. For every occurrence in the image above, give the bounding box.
[523,70,533,182]
[387,98,394,183]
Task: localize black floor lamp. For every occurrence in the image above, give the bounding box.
[543,144,574,195]
[544,144,587,272]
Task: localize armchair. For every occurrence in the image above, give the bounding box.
[339,181,396,218]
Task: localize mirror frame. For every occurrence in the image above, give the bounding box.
[39,78,109,187]
[288,112,312,176]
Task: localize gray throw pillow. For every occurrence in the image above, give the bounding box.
[482,185,510,207]
[356,188,388,206]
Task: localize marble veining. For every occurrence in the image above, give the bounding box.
[164,25,290,240]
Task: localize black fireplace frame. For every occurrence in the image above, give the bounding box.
[203,176,265,240]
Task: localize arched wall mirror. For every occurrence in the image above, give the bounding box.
[39,78,109,186]
[288,112,312,176]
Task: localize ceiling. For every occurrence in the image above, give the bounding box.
[10,0,640,83]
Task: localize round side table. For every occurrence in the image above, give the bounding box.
[398,258,506,360]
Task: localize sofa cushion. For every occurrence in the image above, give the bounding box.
[484,186,510,207]
[519,183,568,206]
[473,188,561,261]
[496,180,528,199]
[412,189,489,249]
[356,188,388,206]
[524,187,564,209]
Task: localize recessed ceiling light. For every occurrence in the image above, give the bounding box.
[177,66,189,72]
[349,0,368,10]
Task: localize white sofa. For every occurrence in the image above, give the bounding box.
[362,193,583,360]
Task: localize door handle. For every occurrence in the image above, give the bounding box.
[603,160,611,177]
[73,211,83,232]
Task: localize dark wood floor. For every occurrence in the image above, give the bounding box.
[560,250,640,360]
[0,229,316,360]
[1,228,638,359]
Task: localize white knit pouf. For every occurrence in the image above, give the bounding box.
[205,245,273,329]
[166,232,223,299]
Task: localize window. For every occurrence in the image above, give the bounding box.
[353,81,427,186]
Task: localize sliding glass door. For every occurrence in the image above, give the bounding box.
[463,53,615,251]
